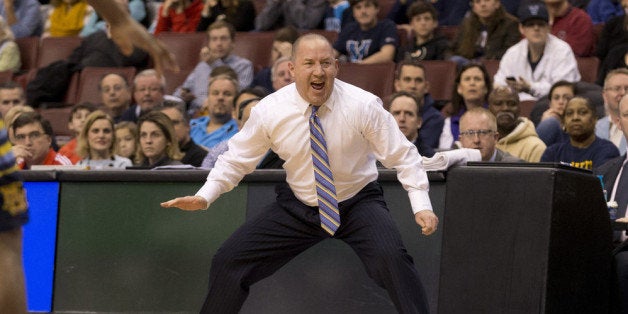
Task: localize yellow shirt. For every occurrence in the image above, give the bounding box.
[48,1,89,37]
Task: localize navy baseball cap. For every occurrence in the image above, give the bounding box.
[518,3,549,24]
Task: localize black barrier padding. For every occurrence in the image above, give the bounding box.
[439,165,613,314]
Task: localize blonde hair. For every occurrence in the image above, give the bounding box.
[76,110,116,158]
[114,121,137,159]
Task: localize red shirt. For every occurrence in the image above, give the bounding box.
[58,138,81,164]
[18,148,73,169]
[154,0,203,35]
[552,6,595,57]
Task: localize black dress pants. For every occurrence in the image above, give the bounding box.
[200,181,429,314]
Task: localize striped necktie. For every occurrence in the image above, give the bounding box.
[309,106,341,235]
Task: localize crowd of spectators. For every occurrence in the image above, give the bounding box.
[0,0,624,174]
[1,0,628,310]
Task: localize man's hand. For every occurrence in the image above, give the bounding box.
[541,108,561,122]
[179,88,196,103]
[507,77,531,94]
[161,196,208,211]
[161,0,176,16]
[11,145,31,161]
[274,41,293,59]
[199,46,221,64]
[415,210,439,236]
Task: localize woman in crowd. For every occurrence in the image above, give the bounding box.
[153,0,203,35]
[76,110,133,169]
[115,121,138,162]
[541,97,619,170]
[196,0,256,32]
[535,81,574,146]
[44,0,93,37]
[439,62,492,149]
[451,0,519,65]
[0,16,20,72]
[135,111,183,168]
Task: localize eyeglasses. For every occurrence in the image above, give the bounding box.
[135,86,162,93]
[459,129,495,138]
[14,131,44,142]
[604,86,628,93]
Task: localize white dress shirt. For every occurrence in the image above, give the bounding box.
[196,80,433,214]
[494,34,581,101]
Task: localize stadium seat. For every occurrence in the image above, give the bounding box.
[482,59,500,79]
[37,36,82,68]
[233,31,275,73]
[302,29,339,45]
[0,71,13,84]
[337,62,396,100]
[38,105,74,144]
[422,60,457,101]
[155,32,207,73]
[73,67,137,105]
[438,25,459,41]
[15,37,39,72]
[576,57,600,84]
[519,100,535,118]
[397,27,410,49]
[163,68,191,95]
[378,0,396,20]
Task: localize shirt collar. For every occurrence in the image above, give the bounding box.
[294,83,337,116]
[488,149,497,162]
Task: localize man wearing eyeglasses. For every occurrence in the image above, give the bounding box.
[11,112,71,169]
[595,93,628,313]
[596,68,628,155]
[488,86,546,162]
[120,69,183,123]
[459,107,522,162]
[0,82,25,119]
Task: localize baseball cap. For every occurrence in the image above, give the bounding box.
[518,2,549,25]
